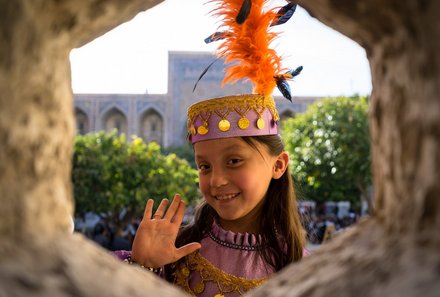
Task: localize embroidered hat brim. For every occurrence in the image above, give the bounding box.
[188,94,279,144]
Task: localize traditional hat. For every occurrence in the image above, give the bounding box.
[188,0,302,144]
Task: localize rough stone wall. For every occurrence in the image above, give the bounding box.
[250,0,440,296]
[0,0,438,296]
[0,1,188,296]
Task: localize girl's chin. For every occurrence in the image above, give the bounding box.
[218,214,240,221]
[216,210,246,223]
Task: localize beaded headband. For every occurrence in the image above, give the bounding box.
[188,0,302,144]
[188,94,279,143]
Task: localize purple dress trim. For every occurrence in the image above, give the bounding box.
[112,249,131,261]
[207,220,267,250]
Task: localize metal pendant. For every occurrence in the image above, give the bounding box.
[197,125,209,135]
[238,117,250,129]
[257,118,265,129]
[190,124,196,135]
[218,119,231,132]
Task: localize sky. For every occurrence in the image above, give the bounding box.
[69,0,372,97]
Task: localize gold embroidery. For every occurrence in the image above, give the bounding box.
[173,252,267,296]
[187,94,279,135]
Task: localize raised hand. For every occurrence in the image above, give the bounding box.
[130,194,201,268]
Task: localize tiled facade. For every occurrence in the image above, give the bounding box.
[74,51,319,148]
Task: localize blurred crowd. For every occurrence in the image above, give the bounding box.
[299,201,362,245]
[74,202,362,251]
[74,213,139,251]
[74,205,195,251]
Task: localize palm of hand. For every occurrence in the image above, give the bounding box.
[131,194,201,268]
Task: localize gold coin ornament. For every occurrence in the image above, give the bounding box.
[190,124,196,135]
[181,267,190,277]
[218,119,231,132]
[238,117,250,129]
[256,118,265,129]
[197,125,209,135]
[193,282,205,294]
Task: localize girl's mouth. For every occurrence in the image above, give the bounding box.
[214,193,239,201]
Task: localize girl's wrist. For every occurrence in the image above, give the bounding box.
[124,256,163,273]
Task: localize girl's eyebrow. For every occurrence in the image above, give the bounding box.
[222,144,244,153]
[195,144,244,160]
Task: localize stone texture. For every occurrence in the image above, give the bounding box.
[250,0,440,296]
[0,0,439,296]
[0,0,188,296]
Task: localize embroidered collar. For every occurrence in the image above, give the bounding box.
[208,220,267,251]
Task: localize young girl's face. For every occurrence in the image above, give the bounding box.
[194,137,280,233]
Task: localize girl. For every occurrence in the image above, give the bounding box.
[128,122,306,296]
[116,0,307,295]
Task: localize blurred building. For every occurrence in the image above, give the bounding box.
[74,51,319,148]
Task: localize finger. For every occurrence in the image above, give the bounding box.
[154,198,169,218]
[164,194,182,221]
[171,200,186,224]
[143,199,154,220]
[175,242,202,259]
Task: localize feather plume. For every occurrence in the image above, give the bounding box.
[270,2,297,26]
[211,0,283,96]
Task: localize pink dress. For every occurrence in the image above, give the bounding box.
[171,220,274,296]
[114,221,307,296]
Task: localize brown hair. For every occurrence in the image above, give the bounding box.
[172,134,305,275]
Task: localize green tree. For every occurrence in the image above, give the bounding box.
[162,144,196,169]
[72,131,199,220]
[282,96,371,211]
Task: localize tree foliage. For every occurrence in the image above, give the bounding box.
[282,96,371,208]
[72,131,199,217]
[162,144,196,169]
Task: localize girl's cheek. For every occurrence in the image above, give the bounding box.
[198,178,209,194]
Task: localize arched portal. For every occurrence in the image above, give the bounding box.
[102,107,127,136]
[139,109,163,145]
[74,108,89,135]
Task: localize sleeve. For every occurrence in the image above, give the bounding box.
[111,250,166,278]
[111,250,131,261]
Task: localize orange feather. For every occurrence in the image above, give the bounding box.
[211,0,283,96]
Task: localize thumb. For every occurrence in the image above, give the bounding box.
[175,242,202,259]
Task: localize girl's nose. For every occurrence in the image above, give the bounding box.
[210,167,228,188]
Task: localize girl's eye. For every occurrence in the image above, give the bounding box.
[197,164,210,172]
[227,158,242,166]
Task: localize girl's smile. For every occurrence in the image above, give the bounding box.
[213,193,240,201]
[194,137,284,233]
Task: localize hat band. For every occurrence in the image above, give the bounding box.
[188,95,279,144]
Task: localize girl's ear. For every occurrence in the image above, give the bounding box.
[272,151,289,179]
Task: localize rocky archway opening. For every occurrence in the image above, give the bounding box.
[0,0,438,296]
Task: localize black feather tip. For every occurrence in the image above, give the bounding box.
[286,66,303,78]
[236,0,252,24]
[270,3,297,27]
[204,31,230,44]
[275,77,292,101]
